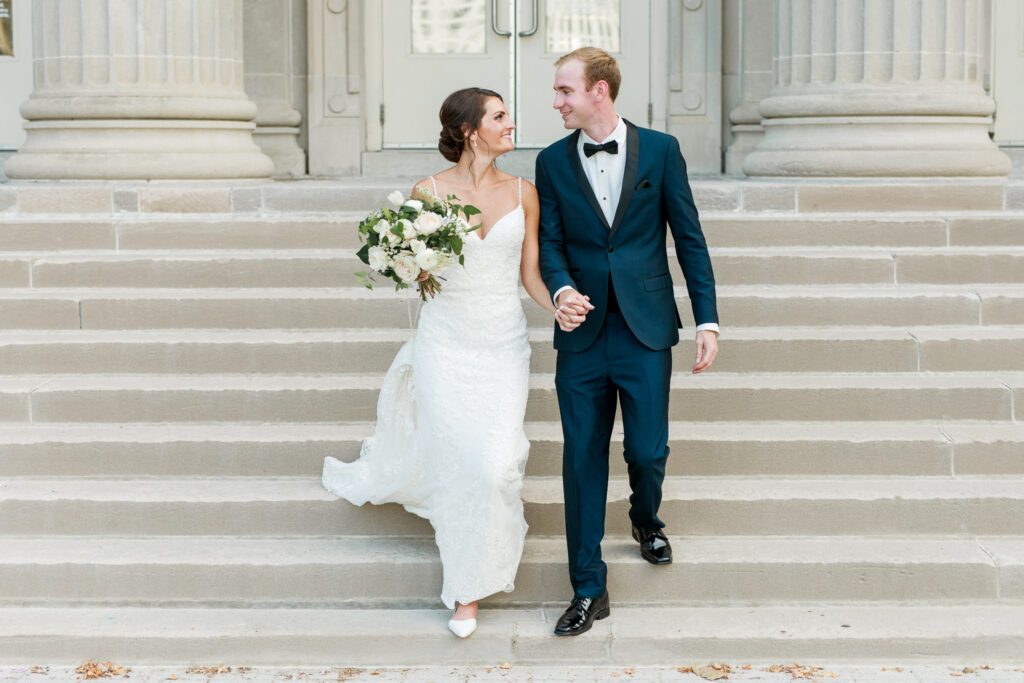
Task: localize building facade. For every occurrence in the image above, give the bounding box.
[1,0,1022,180]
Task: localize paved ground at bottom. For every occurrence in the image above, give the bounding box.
[3,664,1024,683]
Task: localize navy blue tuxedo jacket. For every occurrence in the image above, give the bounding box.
[536,120,718,352]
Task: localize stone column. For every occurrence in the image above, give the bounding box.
[724,0,773,175]
[5,0,273,180]
[743,0,1011,177]
[245,0,307,178]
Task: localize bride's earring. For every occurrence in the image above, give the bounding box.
[472,137,478,148]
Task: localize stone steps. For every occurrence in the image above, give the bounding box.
[4,476,1024,536]
[0,535,1016,605]
[5,246,1023,287]
[0,182,1022,662]
[3,421,1020,477]
[0,284,1020,328]
[0,371,1017,423]
[0,212,1022,251]
[1,604,1023,665]
[0,326,1022,373]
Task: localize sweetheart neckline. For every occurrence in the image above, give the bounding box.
[472,204,523,242]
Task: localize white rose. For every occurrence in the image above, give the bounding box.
[383,231,402,246]
[392,254,420,283]
[367,246,389,272]
[432,253,453,275]
[373,218,392,235]
[408,239,426,254]
[414,211,443,236]
[395,218,414,240]
[414,248,440,272]
[387,191,404,207]
[403,199,423,212]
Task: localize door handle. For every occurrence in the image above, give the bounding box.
[492,0,512,36]
[518,0,538,36]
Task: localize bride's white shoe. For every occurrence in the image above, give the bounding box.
[448,615,477,638]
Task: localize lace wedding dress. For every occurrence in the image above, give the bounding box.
[323,177,531,609]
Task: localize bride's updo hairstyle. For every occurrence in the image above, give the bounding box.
[438,87,503,163]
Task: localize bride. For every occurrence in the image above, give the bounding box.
[322,87,557,638]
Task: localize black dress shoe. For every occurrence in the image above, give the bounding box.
[632,524,672,565]
[553,591,610,636]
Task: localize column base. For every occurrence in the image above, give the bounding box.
[743,116,1012,177]
[725,124,764,177]
[254,127,307,179]
[5,120,274,180]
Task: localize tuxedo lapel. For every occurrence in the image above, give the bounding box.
[566,131,611,231]
[608,120,639,241]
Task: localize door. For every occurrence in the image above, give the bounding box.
[381,0,513,148]
[516,0,650,147]
[993,0,1024,145]
[0,0,32,151]
[378,0,651,149]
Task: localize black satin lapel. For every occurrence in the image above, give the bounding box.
[566,131,611,231]
[608,120,640,240]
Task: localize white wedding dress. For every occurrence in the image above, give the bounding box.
[323,177,531,609]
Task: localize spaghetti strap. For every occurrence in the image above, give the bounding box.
[517,176,522,204]
[430,176,438,196]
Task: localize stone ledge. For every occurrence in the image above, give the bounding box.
[0,178,1018,216]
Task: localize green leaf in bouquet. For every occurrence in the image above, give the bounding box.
[451,235,463,254]
[354,271,374,290]
[355,243,370,264]
[461,204,482,217]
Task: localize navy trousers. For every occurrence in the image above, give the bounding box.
[554,311,672,598]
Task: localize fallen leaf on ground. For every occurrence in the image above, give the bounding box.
[693,664,729,680]
[75,661,131,679]
[185,665,231,676]
[500,662,512,670]
[760,663,828,680]
[624,667,636,675]
[30,667,48,675]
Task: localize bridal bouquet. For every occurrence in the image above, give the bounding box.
[354,189,481,300]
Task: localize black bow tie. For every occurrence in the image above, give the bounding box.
[583,140,618,157]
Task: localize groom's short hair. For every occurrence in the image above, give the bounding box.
[554,47,621,101]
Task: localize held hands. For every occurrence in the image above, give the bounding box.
[554,290,594,332]
[693,329,718,374]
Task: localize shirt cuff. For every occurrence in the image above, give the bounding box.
[552,285,575,307]
[696,323,720,337]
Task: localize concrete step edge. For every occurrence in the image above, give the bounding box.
[5,475,1024,502]
[0,534,1011,566]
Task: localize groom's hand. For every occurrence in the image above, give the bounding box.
[692,329,719,374]
[555,289,594,332]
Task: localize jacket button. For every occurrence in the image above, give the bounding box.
[608,246,614,252]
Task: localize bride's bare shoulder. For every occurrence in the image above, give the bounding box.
[410,176,437,201]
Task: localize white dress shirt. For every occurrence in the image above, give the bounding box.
[553,117,719,337]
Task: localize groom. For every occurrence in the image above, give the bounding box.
[536,47,720,636]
